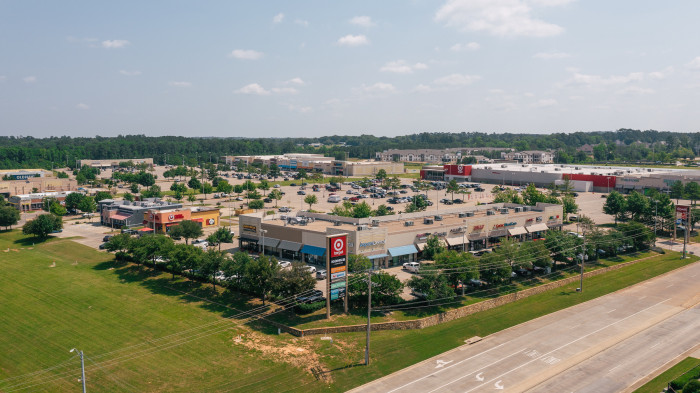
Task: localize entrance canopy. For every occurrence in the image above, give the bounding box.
[388,245,418,257]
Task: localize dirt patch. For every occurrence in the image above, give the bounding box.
[233,331,332,383]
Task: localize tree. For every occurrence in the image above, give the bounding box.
[221,252,251,289]
[304,194,318,211]
[406,272,453,303]
[626,191,649,221]
[200,249,226,290]
[77,196,97,220]
[169,220,203,244]
[94,191,112,203]
[446,180,460,202]
[274,262,316,298]
[188,177,201,190]
[246,255,279,305]
[216,180,232,195]
[478,252,512,285]
[258,179,270,195]
[249,199,264,210]
[422,234,445,260]
[64,192,85,211]
[670,180,684,203]
[170,182,187,193]
[268,189,283,207]
[685,181,700,205]
[493,189,524,204]
[141,185,162,199]
[385,176,401,193]
[104,233,132,261]
[129,235,174,267]
[49,201,67,216]
[544,230,578,267]
[406,194,429,213]
[519,240,552,269]
[209,227,233,251]
[522,184,547,206]
[130,184,139,194]
[0,206,20,229]
[374,204,393,216]
[495,237,523,269]
[352,201,372,218]
[375,169,387,185]
[201,182,213,199]
[123,192,134,202]
[682,380,700,393]
[168,243,203,279]
[433,250,479,289]
[187,191,197,205]
[603,191,627,225]
[348,254,372,273]
[350,271,404,306]
[22,214,63,238]
[296,168,307,180]
[618,221,655,251]
[561,195,578,221]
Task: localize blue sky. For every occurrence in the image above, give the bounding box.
[1,0,699,138]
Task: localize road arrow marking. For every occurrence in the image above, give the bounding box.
[475,372,484,381]
[494,380,504,390]
[435,359,453,368]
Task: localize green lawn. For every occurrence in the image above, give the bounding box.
[633,357,700,393]
[0,228,696,393]
[0,230,317,393]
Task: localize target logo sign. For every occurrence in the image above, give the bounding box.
[168,214,175,221]
[330,236,346,258]
[208,218,215,225]
[457,165,464,173]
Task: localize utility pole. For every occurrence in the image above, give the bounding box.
[70,348,87,393]
[365,269,372,366]
[683,221,688,259]
[579,234,586,292]
[653,200,658,248]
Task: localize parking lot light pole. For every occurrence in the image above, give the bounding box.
[365,268,372,366]
[260,229,267,257]
[70,348,87,393]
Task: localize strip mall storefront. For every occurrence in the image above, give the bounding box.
[144,207,220,233]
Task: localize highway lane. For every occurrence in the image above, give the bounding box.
[350,261,700,393]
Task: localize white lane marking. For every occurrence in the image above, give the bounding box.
[609,363,623,373]
[435,360,453,368]
[424,349,525,393]
[666,284,674,288]
[606,309,616,314]
[386,342,509,393]
[462,298,671,393]
[494,380,504,390]
[650,341,662,349]
[475,372,484,381]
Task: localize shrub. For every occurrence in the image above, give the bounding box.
[294,301,325,315]
[684,380,700,393]
[670,366,700,390]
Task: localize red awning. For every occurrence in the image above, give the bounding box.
[191,218,203,222]
[111,214,130,220]
[165,223,178,227]
[138,227,154,232]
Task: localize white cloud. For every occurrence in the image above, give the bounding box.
[284,103,313,113]
[229,49,264,60]
[23,76,37,83]
[358,82,396,94]
[168,81,192,88]
[532,98,557,107]
[413,84,434,93]
[295,19,309,27]
[617,86,654,95]
[273,13,284,23]
[76,103,90,110]
[533,51,571,59]
[235,83,270,95]
[349,16,375,28]
[434,73,481,86]
[101,39,130,49]
[686,56,700,69]
[450,42,480,51]
[569,71,644,87]
[648,67,674,80]
[285,77,305,85]
[435,0,567,37]
[270,87,299,95]
[337,34,369,47]
[119,70,141,76]
[380,60,428,74]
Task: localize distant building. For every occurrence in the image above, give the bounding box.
[222,154,403,176]
[142,206,221,234]
[99,198,182,228]
[9,191,75,212]
[0,169,47,180]
[500,151,554,164]
[0,177,77,198]
[375,148,511,163]
[77,158,153,170]
[577,144,596,154]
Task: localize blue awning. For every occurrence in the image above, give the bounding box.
[368,253,389,260]
[301,245,326,256]
[388,245,418,257]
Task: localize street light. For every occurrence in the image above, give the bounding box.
[70,348,87,393]
[260,229,267,256]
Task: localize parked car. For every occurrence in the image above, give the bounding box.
[296,290,325,304]
[278,206,291,212]
[302,265,316,274]
[98,243,107,250]
[278,260,292,269]
[316,269,327,280]
[402,262,420,273]
[297,190,306,195]
[102,235,113,242]
[192,239,209,248]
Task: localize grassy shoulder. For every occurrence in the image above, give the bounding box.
[633,357,700,393]
[0,230,316,393]
[318,251,698,392]
[268,251,655,329]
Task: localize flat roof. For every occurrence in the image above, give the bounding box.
[470,163,699,177]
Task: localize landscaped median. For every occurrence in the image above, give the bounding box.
[310,251,698,392]
[633,357,700,393]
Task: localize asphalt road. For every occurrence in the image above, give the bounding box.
[350,260,700,393]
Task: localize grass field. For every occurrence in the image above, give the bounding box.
[0,229,697,393]
[632,357,700,393]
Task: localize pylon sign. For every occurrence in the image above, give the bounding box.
[676,205,690,220]
[326,234,348,317]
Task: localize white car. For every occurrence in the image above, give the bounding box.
[278,260,292,269]
[402,262,420,273]
[303,265,317,275]
[192,239,209,248]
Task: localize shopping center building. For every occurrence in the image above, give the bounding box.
[142,206,221,233]
[238,202,563,269]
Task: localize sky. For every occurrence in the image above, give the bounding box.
[1,0,700,138]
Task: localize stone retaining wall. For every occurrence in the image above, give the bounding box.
[278,255,658,337]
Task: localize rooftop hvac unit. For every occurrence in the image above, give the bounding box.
[500,208,509,214]
[371,220,379,227]
[334,221,342,226]
[423,218,434,225]
[357,225,368,231]
[434,215,443,221]
[555,168,561,171]
[404,221,414,226]
[465,211,475,217]
[575,167,580,170]
[487,210,496,216]
[458,212,467,218]
[514,207,523,213]
[501,164,507,168]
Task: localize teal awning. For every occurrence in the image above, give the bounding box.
[301,245,326,256]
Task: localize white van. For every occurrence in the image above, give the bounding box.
[402,262,420,273]
[327,195,342,203]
